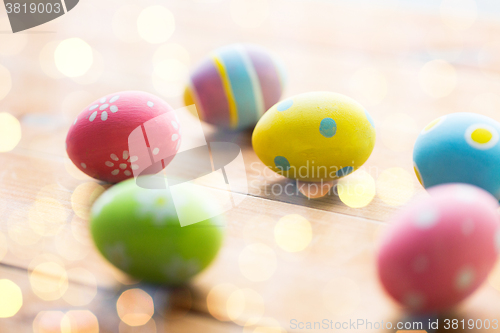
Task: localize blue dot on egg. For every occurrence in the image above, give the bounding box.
[336,166,354,178]
[365,110,375,128]
[274,156,290,171]
[277,100,293,112]
[319,118,337,138]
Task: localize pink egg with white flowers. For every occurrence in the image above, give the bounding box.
[66,91,181,183]
[377,183,500,313]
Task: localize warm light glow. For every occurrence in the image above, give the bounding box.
[30,261,68,301]
[323,277,361,316]
[349,67,387,105]
[380,113,419,152]
[227,288,265,326]
[207,283,239,321]
[239,243,277,281]
[376,167,415,206]
[117,289,154,326]
[338,170,376,208]
[153,43,190,66]
[440,0,477,31]
[419,59,457,98]
[61,310,99,333]
[71,182,105,219]
[0,112,21,152]
[0,279,22,318]
[152,58,189,98]
[54,38,93,77]
[33,311,65,333]
[274,214,312,252]
[113,5,142,43]
[230,0,270,29]
[137,6,175,44]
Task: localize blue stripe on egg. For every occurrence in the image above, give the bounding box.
[277,99,293,111]
[218,48,258,128]
[274,156,290,171]
[336,166,354,177]
[319,118,337,138]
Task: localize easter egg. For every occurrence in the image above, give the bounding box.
[377,183,500,313]
[66,91,181,183]
[90,178,225,285]
[184,43,286,130]
[414,112,500,200]
[252,92,376,182]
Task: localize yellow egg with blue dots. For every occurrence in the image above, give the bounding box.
[252,91,376,182]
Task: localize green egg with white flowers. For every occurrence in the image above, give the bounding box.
[90,178,225,285]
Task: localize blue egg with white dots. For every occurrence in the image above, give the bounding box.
[413,112,500,200]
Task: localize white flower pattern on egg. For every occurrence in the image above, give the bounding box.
[104,150,137,177]
[135,190,176,226]
[163,255,200,282]
[88,95,120,122]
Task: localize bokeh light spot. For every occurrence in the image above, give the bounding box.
[274,214,312,252]
[54,38,93,78]
[337,170,376,208]
[0,113,21,152]
[207,283,239,321]
[0,279,22,318]
[71,182,105,219]
[137,6,175,44]
[61,310,99,333]
[227,288,265,326]
[113,5,142,43]
[30,261,68,301]
[117,289,154,326]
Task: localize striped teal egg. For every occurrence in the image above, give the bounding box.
[184,44,287,130]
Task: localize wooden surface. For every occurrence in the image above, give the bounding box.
[2,0,500,332]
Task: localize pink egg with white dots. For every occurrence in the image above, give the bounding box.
[66,91,181,183]
[377,183,500,313]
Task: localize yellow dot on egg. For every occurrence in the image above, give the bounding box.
[424,118,441,132]
[471,128,493,144]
